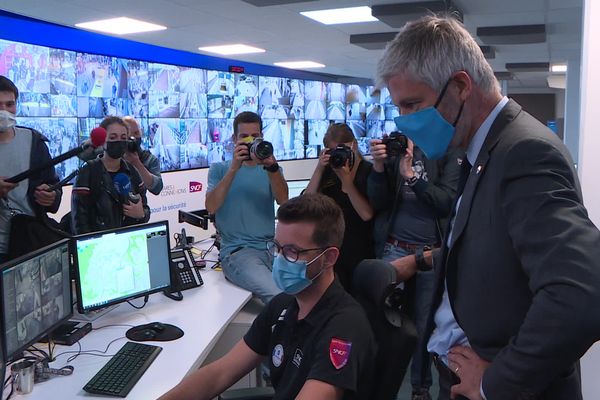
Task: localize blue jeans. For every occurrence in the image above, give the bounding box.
[382,243,434,390]
[221,247,281,304]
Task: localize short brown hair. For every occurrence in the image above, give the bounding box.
[233,111,262,136]
[277,193,345,247]
[100,116,129,133]
[0,76,18,99]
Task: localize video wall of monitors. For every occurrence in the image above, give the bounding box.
[0,38,399,179]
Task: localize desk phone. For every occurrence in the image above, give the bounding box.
[169,248,204,291]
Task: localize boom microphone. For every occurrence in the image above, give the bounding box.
[113,173,140,205]
[6,127,107,184]
[46,168,80,192]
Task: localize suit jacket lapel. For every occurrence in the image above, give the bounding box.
[446,100,522,261]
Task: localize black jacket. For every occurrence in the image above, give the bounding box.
[427,100,600,399]
[367,147,463,257]
[25,127,62,216]
[71,157,150,234]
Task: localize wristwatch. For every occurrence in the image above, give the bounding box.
[406,175,418,186]
[263,162,279,173]
[414,247,432,271]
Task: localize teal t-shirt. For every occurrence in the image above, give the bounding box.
[207,161,280,257]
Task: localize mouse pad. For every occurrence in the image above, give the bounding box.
[126,322,184,342]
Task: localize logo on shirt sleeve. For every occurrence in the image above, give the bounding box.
[329,338,352,370]
[272,344,284,368]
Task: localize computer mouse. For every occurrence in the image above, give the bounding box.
[149,322,165,332]
[141,329,157,340]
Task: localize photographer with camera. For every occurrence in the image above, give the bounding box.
[368,132,462,400]
[122,116,163,196]
[206,111,288,304]
[305,123,374,293]
[71,116,150,235]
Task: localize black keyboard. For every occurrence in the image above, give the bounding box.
[83,341,162,398]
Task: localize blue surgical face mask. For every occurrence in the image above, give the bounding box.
[271,251,326,295]
[393,79,464,160]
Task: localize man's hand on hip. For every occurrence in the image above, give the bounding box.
[448,346,490,400]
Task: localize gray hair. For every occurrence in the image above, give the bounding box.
[376,15,499,94]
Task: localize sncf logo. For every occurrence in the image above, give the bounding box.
[189,181,203,193]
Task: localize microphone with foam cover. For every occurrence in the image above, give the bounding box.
[6,127,108,184]
[113,173,140,205]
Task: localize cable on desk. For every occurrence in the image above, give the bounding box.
[127,294,149,310]
[54,336,127,363]
[26,344,49,360]
[4,373,13,400]
[92,323,135,331]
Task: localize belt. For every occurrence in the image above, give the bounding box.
[386,238,438,251]
[432,354,460,386]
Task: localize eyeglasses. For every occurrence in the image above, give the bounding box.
[266,239,329,263]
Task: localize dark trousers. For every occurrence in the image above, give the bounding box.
[0,253,8,264]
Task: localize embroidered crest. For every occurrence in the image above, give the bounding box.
[329,338,352,370]
[292,348,303,368]
[272,344,284,368]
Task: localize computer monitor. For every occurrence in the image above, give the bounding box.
[72,221,172,314]
[274,179,311,217]
[0,239,72,362]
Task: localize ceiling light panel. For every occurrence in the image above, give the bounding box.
[198,44,266,55]
[75,17,167,35]
[301,6,378,25]
[274,61,325,69]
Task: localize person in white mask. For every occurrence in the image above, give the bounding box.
[0,75,62,263]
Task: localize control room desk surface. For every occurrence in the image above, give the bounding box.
[11,269,252,399]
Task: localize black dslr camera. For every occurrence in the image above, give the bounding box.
[326,144,355,169]
[244,138,274,160]
[126,136,141,155]
[381,131,408,157]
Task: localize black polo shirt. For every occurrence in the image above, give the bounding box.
[244,279,376,400]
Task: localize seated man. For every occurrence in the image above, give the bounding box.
[205,111,288,303]
[159,193,376,400]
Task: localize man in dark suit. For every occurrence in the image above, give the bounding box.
[375,15,600,400]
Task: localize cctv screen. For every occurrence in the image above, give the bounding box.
[1,240,72,360]
[73,221,171,313]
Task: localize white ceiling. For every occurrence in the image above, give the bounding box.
[0,0,583,91]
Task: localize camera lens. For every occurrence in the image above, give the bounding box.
[250,140,273,160]
[384,132,408,157]
[328,144,353,169]
[330,153,346,168]
[127,139,138,153]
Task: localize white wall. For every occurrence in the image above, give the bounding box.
[579,0,600,398]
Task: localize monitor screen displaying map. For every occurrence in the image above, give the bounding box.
[0,239,72,361]
[72,221,172,314]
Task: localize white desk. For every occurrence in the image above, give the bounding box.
[12,269,252,399]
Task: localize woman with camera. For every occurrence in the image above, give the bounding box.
[71,116,150,234]
[305,122,374,293]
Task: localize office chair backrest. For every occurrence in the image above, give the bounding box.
[352,259,418,400]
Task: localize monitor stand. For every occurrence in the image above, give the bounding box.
[70,304,120,322]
